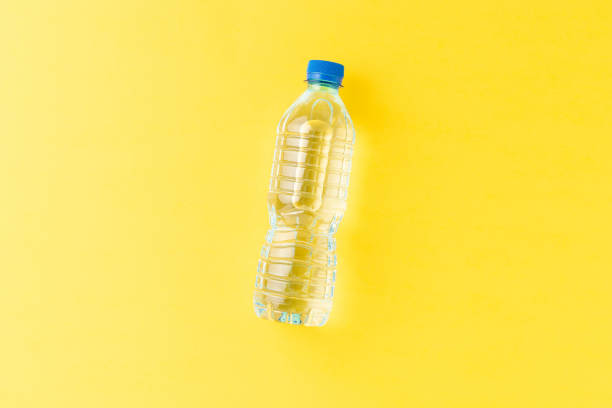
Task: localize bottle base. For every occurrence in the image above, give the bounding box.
[253,291,332,327]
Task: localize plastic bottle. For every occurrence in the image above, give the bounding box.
[253,60,355,326]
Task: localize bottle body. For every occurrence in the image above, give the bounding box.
[254,82,354,326]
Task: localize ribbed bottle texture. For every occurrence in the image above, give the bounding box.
[254,84,354,326]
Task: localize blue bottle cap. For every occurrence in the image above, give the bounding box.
[307,60,344,86]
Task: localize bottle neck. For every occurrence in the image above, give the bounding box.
[307,80,340,94]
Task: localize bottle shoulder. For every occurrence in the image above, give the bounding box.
[277,91,354,142]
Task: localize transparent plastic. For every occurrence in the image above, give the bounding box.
[253,81,355,326]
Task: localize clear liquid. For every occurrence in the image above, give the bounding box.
[254,83,354,326]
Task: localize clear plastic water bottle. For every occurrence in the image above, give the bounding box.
[253,60,355,326]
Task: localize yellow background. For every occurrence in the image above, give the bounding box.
[1,1,611,407]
